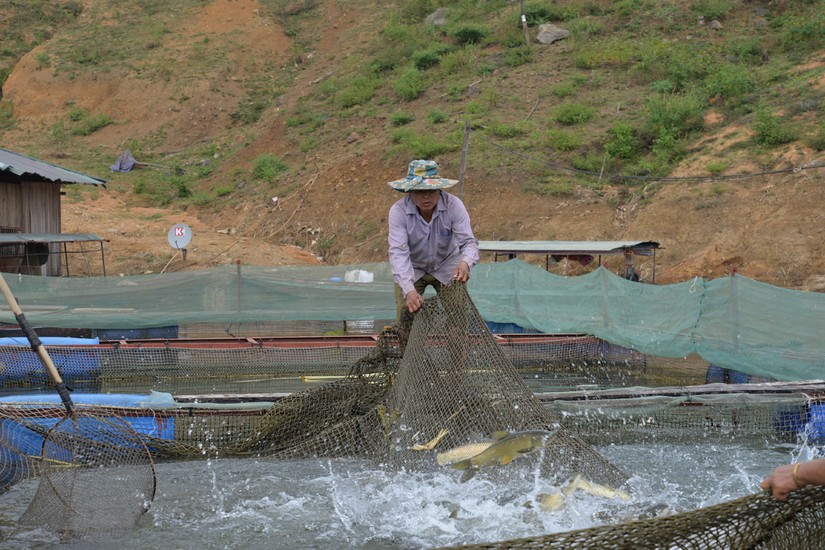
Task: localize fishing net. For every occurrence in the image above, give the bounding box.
[0,271,156,538]
[175,283,629,490]
[16,411,156,535]
[0,405,156,536]
[4,280,825,546]
[440,485,825,549]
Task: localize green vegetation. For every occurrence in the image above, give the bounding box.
[752,106,798,147]
[0,0,83,84]
[1,0,824,219]
[252,154,289,182]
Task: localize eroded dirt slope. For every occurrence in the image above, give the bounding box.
[3,0,825,288]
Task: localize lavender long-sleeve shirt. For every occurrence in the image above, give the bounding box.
[388,191,479,297]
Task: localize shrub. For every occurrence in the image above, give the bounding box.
[691,0,734,21]
[806,122,825,151]
[554,102,596,125]
[0,100,13,130]
[488,122,524,138]
[299,136,319,153]
[779,12,825,53]
[409,134,459,158]
[633,41,711,93]
[644,93,704,140]
[706,161,729,174]
[503,45,534,67]
[727,38,767,66]
[573,40,634,69]
[571,151,603,172]
[545,128,583,151]
[411,43,452,70]
[522,3,570,25]
[427,108,448,124]
[440,45,480,75]
[336,77,379,108]
[551,82,578,98]
[603,121,639,159]
[231,97,268,124]
[703,63,756,103]
[752,107,798,147]
[390,111,415,126]
[69,111,113,136]
[392,67,428,101]
[252,154,288,182]
[448,24,490,46]
[390,128,460,158]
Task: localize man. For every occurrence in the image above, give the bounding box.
[387,159,479,321]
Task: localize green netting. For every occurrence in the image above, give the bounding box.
[2,260,825,382]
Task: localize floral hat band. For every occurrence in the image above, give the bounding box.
[387,159,458,192]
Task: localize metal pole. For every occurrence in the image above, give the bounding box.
[458,121,469,199]
[236,259,242,315]
[100,240,107,277]
[520,0,530,46]
[62,242,70,277]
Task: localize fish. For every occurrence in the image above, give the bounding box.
[450,430,556,476]
[563,474,631,501]
[536,492,566,512]
[436,439,497,466]
[536,475,631,513]
[411,428,450,451]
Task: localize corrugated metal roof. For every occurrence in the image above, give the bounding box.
[0,147,106,186]
[478,240,660,256]
[0,233,106,244]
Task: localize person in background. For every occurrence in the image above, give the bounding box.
[761,458,825,500]
[387,159,479,322]
[622,249,640,282]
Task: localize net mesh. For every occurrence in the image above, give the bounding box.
[1,282,825,545]
[0,334,741,396]
[0,405,156,535]
[17,412,156,535]
[2,260,825,384]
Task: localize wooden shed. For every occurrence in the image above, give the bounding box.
[0,147,107,276]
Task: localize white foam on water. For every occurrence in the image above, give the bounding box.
[0,439,816,549]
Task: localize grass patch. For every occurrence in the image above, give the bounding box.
[554,102,596,125]
[252,154,289,182]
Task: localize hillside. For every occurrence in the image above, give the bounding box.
[1,0,825,288]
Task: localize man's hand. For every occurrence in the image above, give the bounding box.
[405,290,424,313]
[452,260,470,284]
[761,463,803,500]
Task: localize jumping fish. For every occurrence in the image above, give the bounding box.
[450,430,556,480]
[411,428,450,451]
[436,439,497,466]
[566,474,631,501]
[537,474,631,511]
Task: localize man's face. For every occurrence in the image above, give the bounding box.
[410,189,441,211]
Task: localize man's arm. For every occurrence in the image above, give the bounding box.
[448,197,479,282]
[388,202,416,297]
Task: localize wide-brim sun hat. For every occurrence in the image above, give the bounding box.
[387,159,458,192]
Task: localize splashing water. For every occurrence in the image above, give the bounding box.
[0,439,810,549]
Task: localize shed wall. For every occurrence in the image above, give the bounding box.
[0,181,62,275]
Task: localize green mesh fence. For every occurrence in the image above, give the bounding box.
[1,261,825,382]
